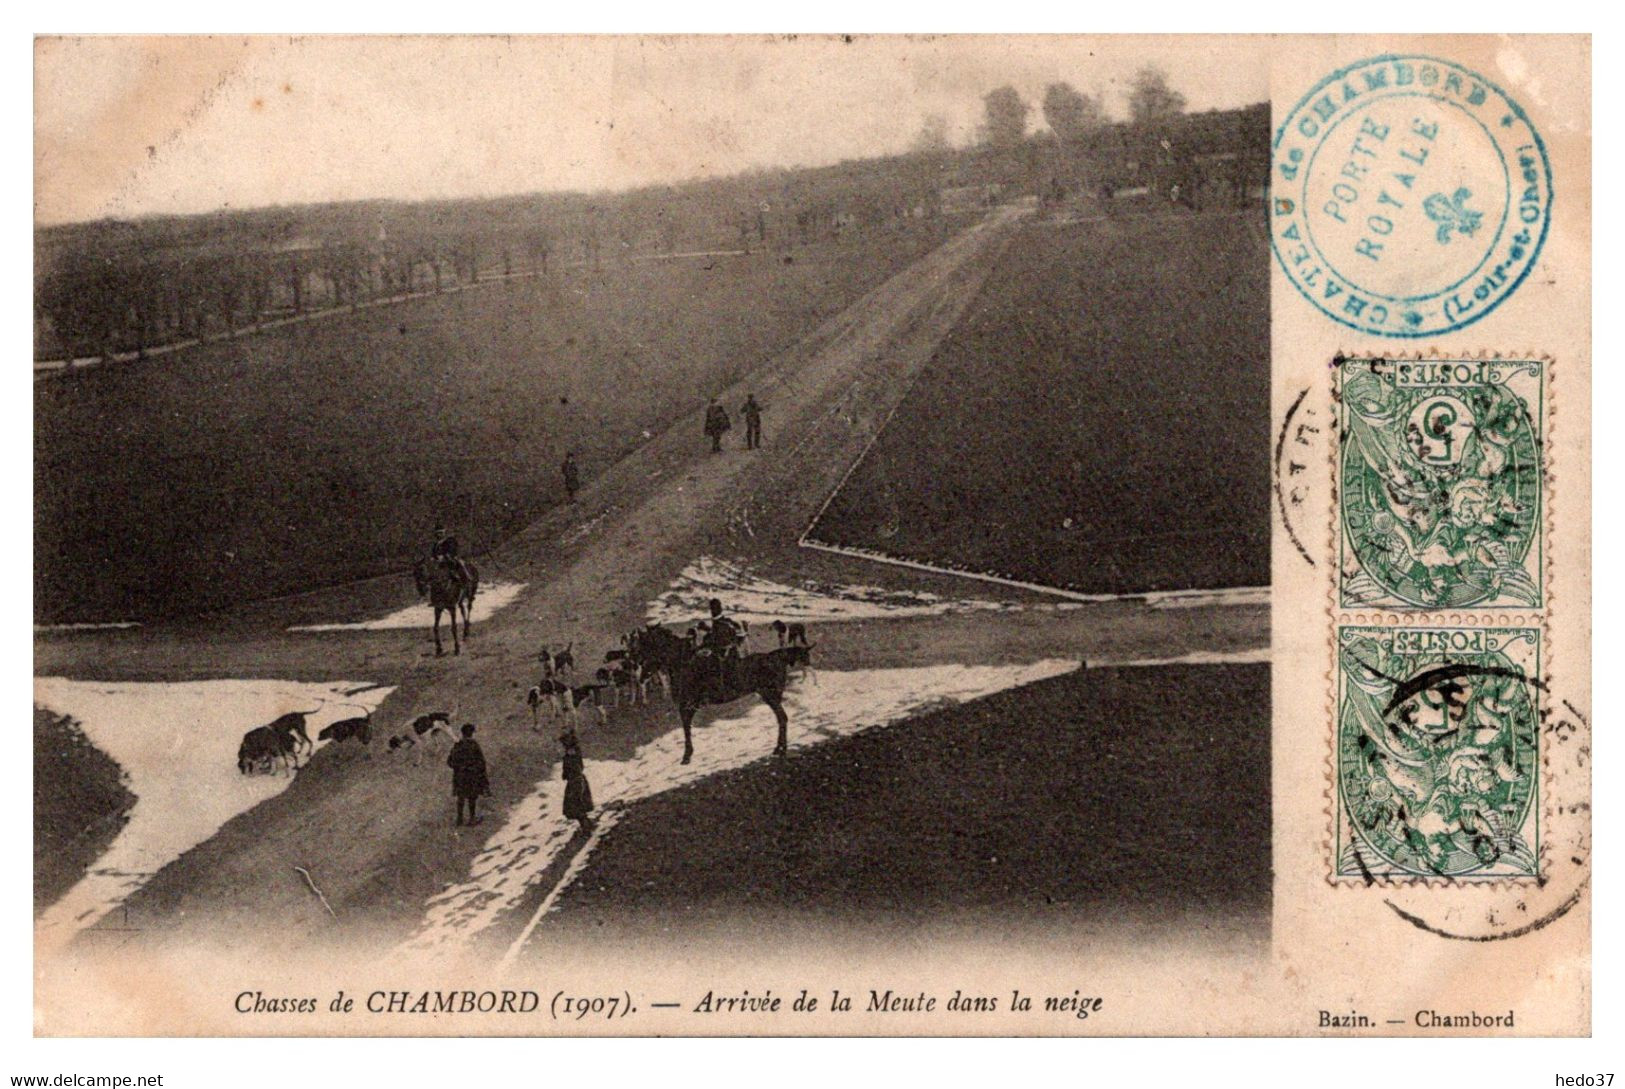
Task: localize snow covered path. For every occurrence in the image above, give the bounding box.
[34,678,391,949]
[400,659,1078,956]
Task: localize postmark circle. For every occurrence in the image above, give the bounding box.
[1336,627,1541,879]
[1270,55,1552,337]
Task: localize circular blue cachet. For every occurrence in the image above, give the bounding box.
[1270,55,1552,338]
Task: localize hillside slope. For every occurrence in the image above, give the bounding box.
[810,210,1269,594]
[547,663,1270,940]
[35,227,951,623]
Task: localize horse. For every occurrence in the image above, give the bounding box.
[668,643,813,764]
[628,624,687,702]
[412,557,480,656]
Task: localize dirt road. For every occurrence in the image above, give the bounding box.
[50,205,1055,956]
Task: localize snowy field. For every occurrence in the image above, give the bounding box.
[288,582,526,631]
[400,659,1078,956]
[647,556,1267,627]
[33,678,391,949]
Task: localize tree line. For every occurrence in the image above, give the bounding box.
[34,222,564,364]
[35,156,954,365]
[35,69,1263,366]
[920,67,1265,211]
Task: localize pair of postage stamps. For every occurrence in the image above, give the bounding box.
[1331,356,1548,881]
[1273,55,1560,884]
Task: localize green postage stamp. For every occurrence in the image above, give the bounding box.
[1335,625,1541,880]
[1337,357,1545,609]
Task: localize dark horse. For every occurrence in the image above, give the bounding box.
[412,557,480,657]
[661,635,812,764]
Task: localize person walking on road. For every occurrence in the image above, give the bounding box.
[560,728,594,831]
[704,398,731,453]
[447,723,490,827]
[741,394,763,450]
[562,451,580,502]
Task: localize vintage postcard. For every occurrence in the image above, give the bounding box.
[31,34,1591,1037]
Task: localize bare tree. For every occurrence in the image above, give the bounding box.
[1042,82,1105,142]
[286,258,305,315]
[243,255,275,328]
[1127,67,1186,124]
[980,86,1030,148]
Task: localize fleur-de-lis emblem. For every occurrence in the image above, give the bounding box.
[1423,187,1484,244]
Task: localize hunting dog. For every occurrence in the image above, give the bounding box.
[527,679,574,727]
[557,677,609,725]
[261,709,318,761]
[238,725,297,776]
[385,711,456,764]
[540,641,575,679]
[601,650,646,705]
[771,620,810,648]
[318,714,372,747]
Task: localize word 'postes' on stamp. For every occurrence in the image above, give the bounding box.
[1337,357,1544,610]
[1272,56,1553,337]
[1335,625,1540,881]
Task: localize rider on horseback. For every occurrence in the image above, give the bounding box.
[430,525,472,586]
[697,598,742,696]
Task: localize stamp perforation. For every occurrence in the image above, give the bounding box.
[1324,349,1558,892]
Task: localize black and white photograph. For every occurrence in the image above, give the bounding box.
[26,32,1591,1046]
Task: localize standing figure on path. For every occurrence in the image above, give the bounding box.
[561,451,580,502]
[447,724,490,827]
[741,394,763,450]
[704,398,731,452]
[560,728,594,831]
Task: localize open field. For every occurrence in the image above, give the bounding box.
[35,224,953,624]
[38,212,1031,959]
[34,209,1272,1002]
[546,663,1269,943]
[809,210,1269,595]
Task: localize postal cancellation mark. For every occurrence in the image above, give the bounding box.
[1271,55,1552,337]
[1335,625,1541,881]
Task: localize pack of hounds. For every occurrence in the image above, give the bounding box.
[236,705,463,776]
[523,618,810,729]
[234,618,810,775]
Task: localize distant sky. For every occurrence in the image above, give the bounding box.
[35,35,1269,225]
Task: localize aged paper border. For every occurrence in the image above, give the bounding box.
[12,21,1605,1079]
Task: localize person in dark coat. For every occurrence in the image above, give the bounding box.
[561,451,580,501]
[704,399,731,452]
[740,394,763,449]
[560,728,594,830]
[447,723,490,826]
[698,597,743,696]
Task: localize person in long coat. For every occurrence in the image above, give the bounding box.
[560,728,594,830]
[740,394,763,450]
[561,451,580,502]
[447,723,490,826]
[704,399,731,452]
